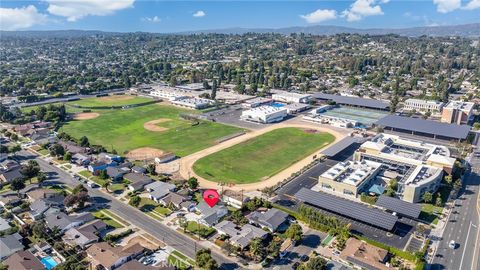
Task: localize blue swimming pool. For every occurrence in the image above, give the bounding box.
[270,102,285,108]
[41,256,58,270]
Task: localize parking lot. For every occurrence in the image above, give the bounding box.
[202,105,268,130]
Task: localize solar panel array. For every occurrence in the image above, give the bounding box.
[375,195,422,219]
[321,136,366,157]
[375,115,471,140]
[312,93,390,110]
[294,188,398,231]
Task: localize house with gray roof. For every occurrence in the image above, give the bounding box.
[124,173,153,191]
[158,193,186,209]
[145,181,177,203]
[106,167,127,181]
[195,201,228,227]
[0,217,12,233]
[246,208,289,232]
[3,250,44,270]
[0,165,22,184]
[0,233,24,259]
[214,221,268,249]
[63,220,108,248]
[29,198,63,220]
[45,212,94,233]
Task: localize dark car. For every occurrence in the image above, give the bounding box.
[292,262,301,270]
[300,255,309,262]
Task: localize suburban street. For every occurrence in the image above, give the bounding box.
[15,150,241,270]
[430,153,480,270]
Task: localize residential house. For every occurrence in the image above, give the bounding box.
[195,201,228,227]
[214,220,268,249]
[222,190,250,209]
[246,208,289,232]
[0,217,12,233]
[63,220,108,248]
[145,181,176,203]
[98,153,122,163]
[0,233,24,259]
[26,188,59,201]
[339,238,389,270]
[158,193,186,209]
[3,250,44,270]
[72,153,91,166]
[125,173,154,192]
[0,192,22,207]
[131,166,146,174]
[0,159,18,171]
[44,212,94,233]
[106,167,127,181]
[0,165,22,184]
[14,124,34,136]
[59,141,88,155]
[86,242,146,270]
[88,160,117,174]
[28,196,64,220]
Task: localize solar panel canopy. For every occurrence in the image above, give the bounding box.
[321,136,365,157]
[375,115,471,140]
[294,188,398,231]
[375,195,422,219]
[312,93,390,110]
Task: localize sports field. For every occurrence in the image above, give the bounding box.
[60,104,244,156]
[192,127,335,184]
[69,95,152,108]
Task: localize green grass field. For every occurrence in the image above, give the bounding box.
[60,104,243,156]
[69,96,152,108]
[193,127,335,184]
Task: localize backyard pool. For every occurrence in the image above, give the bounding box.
[41,256,58,270]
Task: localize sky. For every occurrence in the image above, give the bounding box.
[0,0,479,32]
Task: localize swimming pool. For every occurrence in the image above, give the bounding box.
[41,256,58,270]
[270,102,285,108]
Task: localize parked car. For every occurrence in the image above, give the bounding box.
[449,240,456,249]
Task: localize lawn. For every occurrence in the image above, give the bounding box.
[60,104,244,156]
[193,127,335,184]
[185,221,216,238]
[420,204,443,225]
[168,251,194,270]
[91,209,124,228]
[68,96,152,108]
[138,198,172,216]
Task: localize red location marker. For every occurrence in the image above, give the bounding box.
[203,189,219,208]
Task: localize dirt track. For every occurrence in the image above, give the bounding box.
[73,112,100,120]
[143,118,171,132]
[126,147,165,160]
[178,119,346,192]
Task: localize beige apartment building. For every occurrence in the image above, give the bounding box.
[441,100,474,125]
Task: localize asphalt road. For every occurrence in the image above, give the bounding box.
[430,156,480,270]
[16,150,241,270]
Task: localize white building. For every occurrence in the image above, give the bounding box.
[149,86,191,101]
[171,97,214,109]
[272,91,312,104]
[241,106,287,123]
[242,97,273,108]
[284,103,310,114]
[303,114,358,128]
[354,133,456,203]
[403,98,444,114]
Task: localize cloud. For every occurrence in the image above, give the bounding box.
[0,5,48,30]
[193,10,205,17]
[46,0,134,21]
[342,0,385,22]
[464,0,480,9]
[142,16,161,23]
[300,9,337,23]
[432,0,461,12]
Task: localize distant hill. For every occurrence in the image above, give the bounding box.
[1,23,479,38]
[179,23,480,37]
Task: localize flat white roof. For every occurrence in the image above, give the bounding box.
[444,100,474,112]
[321,160,382,187]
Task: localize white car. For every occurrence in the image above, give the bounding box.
[448,240,456,249]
